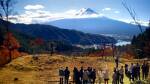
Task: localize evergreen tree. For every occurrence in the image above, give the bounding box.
[132,21,150,58]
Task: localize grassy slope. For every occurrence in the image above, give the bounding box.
[0,54,149,84]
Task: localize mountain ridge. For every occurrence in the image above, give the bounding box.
[5,20,116,45]
[47,16,146,40]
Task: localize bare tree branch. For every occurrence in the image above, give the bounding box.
[0,0,15,21]
[0,0,17,63]
[149,20,150,27]
[0,13,2,19]
[122,0,143,33]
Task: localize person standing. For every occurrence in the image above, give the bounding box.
[119,66,124,84]
[142,62,146,80]
[91,69,96,84]
[145,63,149,79]
[116,68,120,84]
[103,69,109,84]
[83,70,89,84]
[129,63,134,81]
[136,63,140,80]
[98,69,103,84]
[59,67,64,84]
[73,67,80,84]
[125,64,129,76]
[79,67,84,83]
[64,67,70,84]
[87,67,92,83]
[112,68,117,84]
[132,64,137,81]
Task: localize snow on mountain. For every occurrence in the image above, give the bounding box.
[75,8,98,16]
[42,8,146,40]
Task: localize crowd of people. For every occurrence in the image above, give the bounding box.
[59,61,149,84]
[112,66,124,84]
[124,62,149,82]
[59,67,96,84]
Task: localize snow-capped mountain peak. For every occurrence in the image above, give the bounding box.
[76,8,98,16]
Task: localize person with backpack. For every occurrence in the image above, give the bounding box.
[64,67,70,84]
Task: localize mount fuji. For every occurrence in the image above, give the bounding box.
[75,8,98,16]
[45,8,146,40]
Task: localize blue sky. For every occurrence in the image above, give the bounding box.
[12,0,150,25]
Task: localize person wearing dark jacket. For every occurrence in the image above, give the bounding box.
[87,67,92,83]
[145,63,149,79]
[125,64,128,76]
[116,68,120,84]
[73,67,80,84]
[125,64,130,79]
[91,69,96,84]
[142,62,146,80]
[64,67,70,84]
[129,63,134,81]
[136,63,140,80]
[132,65,137,81]
[79,67,84,83]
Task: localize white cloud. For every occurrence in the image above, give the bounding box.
[118,19,149,26]
[10,9,103,24]
[114,11,120,14]
[102,8,111,11]
[9,15,33,24]
[9,10,52,24]
[102,8,120,14]
[65,9,78,15]
[133,20,149,26]
[24,4,44,10]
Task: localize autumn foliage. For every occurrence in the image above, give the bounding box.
[0,32,21,65]
[30,38,44,46]
[89,47,114,57]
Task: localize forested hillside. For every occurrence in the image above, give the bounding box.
[132,26,150,58]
